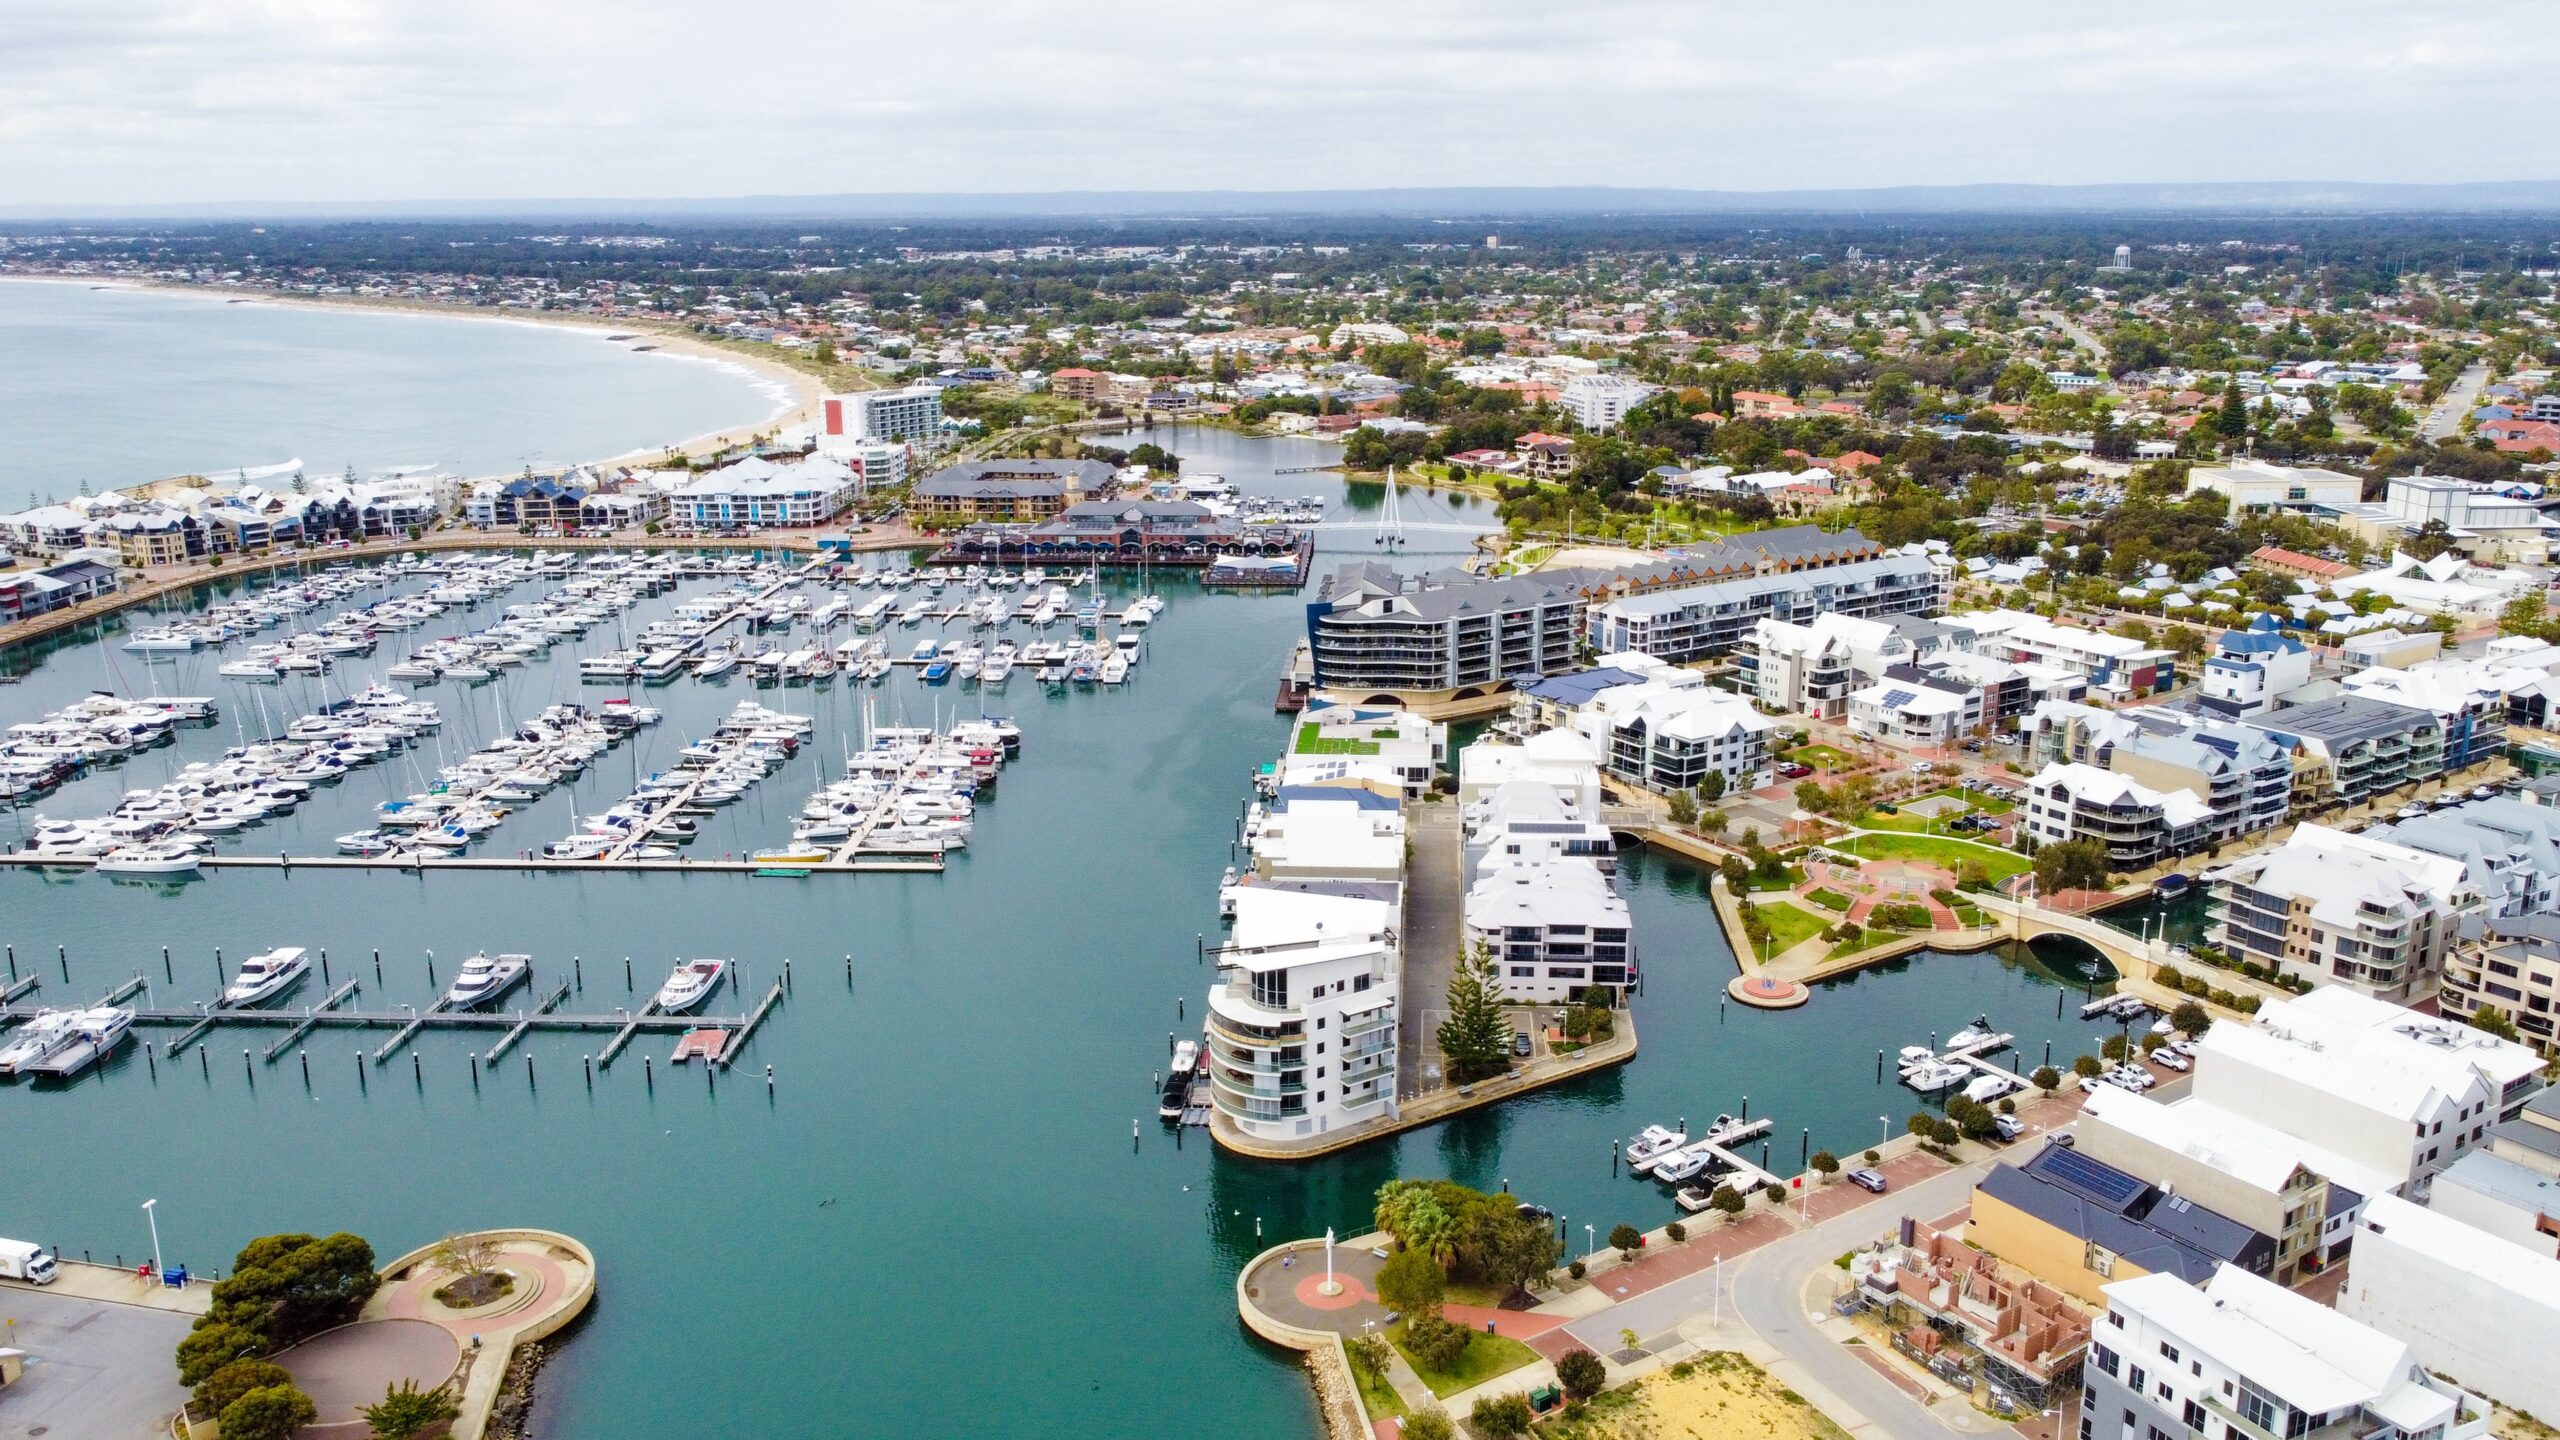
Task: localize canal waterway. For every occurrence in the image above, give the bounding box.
[2,423,2138,1438]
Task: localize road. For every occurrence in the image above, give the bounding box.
[2035,308,2110,371]
[2422,361,2489,441]
[1585,1158,1999,1440]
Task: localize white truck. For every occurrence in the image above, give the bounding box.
[0,1238,57,1285]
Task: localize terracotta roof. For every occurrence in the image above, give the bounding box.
[2249,545,2353,579]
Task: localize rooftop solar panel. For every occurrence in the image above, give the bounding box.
[1879,689,1918,709]
[2034,1144,2146,1208]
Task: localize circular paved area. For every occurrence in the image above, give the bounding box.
[1243,1240,1393,1335]
[1729,975,1809,1009]
[278,1317,461,1425]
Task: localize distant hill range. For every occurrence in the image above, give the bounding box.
[22,181,2560,223]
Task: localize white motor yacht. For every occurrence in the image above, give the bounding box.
[0,1010,81,1075]
[1901,1060,1968,1093]
[655,958,727,1013]
[1624,1125,1686,1167]
[222,946,311,1006]
[444,952,530,1010]
[95,842,204,876]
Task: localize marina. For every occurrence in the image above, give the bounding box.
[0,426,2138,1440]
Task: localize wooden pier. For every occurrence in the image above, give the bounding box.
[595,1000,660,1067]
[483,980,575,1061]
[718,982,785,1070]
[370,1000,446,1065]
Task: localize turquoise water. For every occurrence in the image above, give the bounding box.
[0,420,2137,1438]
[0,280,789,505]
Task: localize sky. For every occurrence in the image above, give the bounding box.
[0,0,2539,209]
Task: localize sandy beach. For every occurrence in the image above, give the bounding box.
[14,272,832,477]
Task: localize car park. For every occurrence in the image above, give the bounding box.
[1848,1168,1889,1193]
[1512,1031,1533,1057]
[2151,1049,2189,1071]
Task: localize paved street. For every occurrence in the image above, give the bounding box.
[2422,360,2488,440]
[1399,801,1464,1098]
[0,1284,193,1440]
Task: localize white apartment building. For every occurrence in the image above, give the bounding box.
[1939,610,2178,700]
[1570,680,1775,796]
[1559,374,1661,431]
[1206,888,1400,1142]
[1456,728,1604,815]
[2192,988,2547,1193]
[1460,780,1613,881]
[2022,762,2212,870]
[668,456,857,530]
[1847,674,1979,746]
[1247,789,1405,883]
[2342,1194,2560,1424]
[2443,913,2560,1055]
[824,385,944,446]
[2205,824,2477,1003]
[2198,623,2314,720]
[2085,1265,2487,1440]
[1464,860,1634,1005]
[2077,1085,2379,1275]
[1734,612,1943,719]
[1279,702,1446,798]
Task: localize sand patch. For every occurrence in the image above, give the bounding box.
[1540,1351,1851,1440]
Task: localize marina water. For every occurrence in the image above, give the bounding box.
[4,417,2141,1436]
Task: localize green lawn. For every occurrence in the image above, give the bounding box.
[1294,723,1379,756]
[1752,901,1830,956]
[1835,831,2029,881]
[1788,744,1855,771]
[1388,1322,1542,1399]
[1824,928,1884,960]
[1803,888,1852,912]
[1346,1341,1408,1419]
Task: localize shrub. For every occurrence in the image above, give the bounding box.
[218,1385,318,1440]
[1863,1149,1880,1165]
[193,1359,293,1418]
[2155,965,2184,989]
[2171,1001,2211,1036]
[1403,1410,1455,1440]
[1762,1182,1787,1203]
[361,1380,459,1440]
[2031,1065,2061,1090]
[1664,1221,1687,1242]
[1609,1224,1643,1256]
[1556,1347,1608,1401]
[1403,1314,1471,1373]
[1568,1259,1587,1280]
[2072,1054,2102,1078]
[1809,1150,1840,1178]
[1470,1393,1534,1439]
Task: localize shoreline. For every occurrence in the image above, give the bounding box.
[0,271,827,482]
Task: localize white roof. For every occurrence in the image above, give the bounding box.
[2222,823,2475,926]
[1223,888,1394,972]
[2108,1265,2414,1416]
[2358,1192,2560,1311]
[2080,1085,2317,1194]
[2031,761,2213,828]
[1850,679,1966,717]
[2201,986,2542,1126]
[1465,860,1628,930]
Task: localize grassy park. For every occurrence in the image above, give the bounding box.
[1835,831,2029,881]
[1386,1320,1541,1399]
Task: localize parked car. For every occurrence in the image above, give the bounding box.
[1993,1114,2025,1140]
[1778,761,1812,779]
[1847,1168,1889,1193]
[1512,1031,1533,1057]
[2151,1050,2190,1072]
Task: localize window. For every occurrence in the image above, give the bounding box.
[2184,1402,2207,1433]
[2129,1366,2148,1393]
[2093,1345,2120,1377]
[2159,1343,2180,1364]
[2238,1385,2279,1433]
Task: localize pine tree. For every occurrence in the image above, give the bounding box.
[1437,944,1512,1083]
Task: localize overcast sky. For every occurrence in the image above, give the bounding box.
[0,0,2536,209]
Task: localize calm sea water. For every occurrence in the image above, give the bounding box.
[0,418,2134,1438]
[0,280,790,506]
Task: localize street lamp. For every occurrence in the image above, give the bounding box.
[141,1198,161,1279]
[1878,1115,1889,1146]
[1585,1223,1596,1262]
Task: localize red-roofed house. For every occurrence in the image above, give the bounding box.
[2248,545,2353,581]
[1515,432,1577,480]
[1830,450,1884,475]
[2479,418,2560,453]
[1817,400,1864,416]
[1049,367,1103,402]
[1732,390,1800,419]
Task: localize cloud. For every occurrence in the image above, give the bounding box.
[0,0,2545,207]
